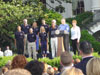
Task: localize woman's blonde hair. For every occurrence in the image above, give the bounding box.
[72,20,77,24]
[86,57,100,75]
[61,67,83,75]
[40,26,46,33]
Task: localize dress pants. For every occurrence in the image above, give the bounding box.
[51,37,58,58]
[72,39,78,55]
[63,34,69,51]
[24,34,28,55]
[16,40,24,54]
[28,42,37,59]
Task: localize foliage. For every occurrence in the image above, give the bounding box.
[42,9,63,26]
[0,52,100,68]
[0,0,44,47]
[81,30,100,52]
[0,0,63,48]
[66,12,93,27]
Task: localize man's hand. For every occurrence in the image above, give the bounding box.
[77,40,80,43]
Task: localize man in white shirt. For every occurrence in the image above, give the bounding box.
[4,46,13,56]
[0,47,3,57]
[71,20,81,55]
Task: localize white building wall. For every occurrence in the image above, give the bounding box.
[46,0,73,18]
[84,0,92,11]
[84,0,100,11]
[92,0,100,11]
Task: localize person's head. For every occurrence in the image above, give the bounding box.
[52,19,56,27]
[2,66,9,74]
[79,41,93,57]
[47,67,54,75]
[17,26,21,32]
[25,60,44,75]
[60,51,73,67]
[4,69,31,75]
[5,60,12,69]
[11,55,27,69]
[6,46,10,50]
[23,19,28,26]
[32,22,37,28]
[29,28,33,34]
[40,26,46,33]
[72,20,77,27]
[61,67,83,75]
[42,19,46,25]
[86,57,100,75]
[61,18,66,25]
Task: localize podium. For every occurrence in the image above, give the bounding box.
[53,30,69,56]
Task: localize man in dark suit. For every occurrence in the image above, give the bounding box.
[74,41,93,75]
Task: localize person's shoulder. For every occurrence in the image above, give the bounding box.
[71,27,73,30]
[21,31,24,34]
[76,26,80,29]
[0,51,3,53]
[9,50,12,53]
[59,24,62,26]
[33,33,36,36]
[4,50,7,53]
[39,33,42,36]
[21,24,24,26]
[65,23,69,26]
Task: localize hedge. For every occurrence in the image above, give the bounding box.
[66,12,93,27]
[81,30,100,52]
[0,53,100,68]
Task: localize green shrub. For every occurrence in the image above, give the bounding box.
[0,0,44,48]
[81,30,100,52]
[41,9,63,26]
[0,53,100,68]
[66,12,93,27]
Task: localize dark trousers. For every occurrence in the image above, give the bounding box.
[72,39,78,55]
[63,34,69,51]
[16,40,24,54]
[41,41,47,54]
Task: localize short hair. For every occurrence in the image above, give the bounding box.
[23,19,27,22]
[61,67,83,75]
[60,51,73,66]
[11,55,28,69]
[79,41,93,54]
[2,66,8,74]
[72,20,77,24]
[4,69,31,75]
[47,67,54,75]
[52,19,56,24]
[40,26,46,33]
[86,57,100,75]
[24,60,44,75]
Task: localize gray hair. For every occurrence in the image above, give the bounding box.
[52,19,56,24]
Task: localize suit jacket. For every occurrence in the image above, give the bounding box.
[74,56,93,75]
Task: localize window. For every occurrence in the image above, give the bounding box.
[73,0,84,15]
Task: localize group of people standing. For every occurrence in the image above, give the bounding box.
[14,18,81,59]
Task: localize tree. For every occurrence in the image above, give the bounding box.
[0,0,44,47]
[0,0,63,49]
[41,0,72,13]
